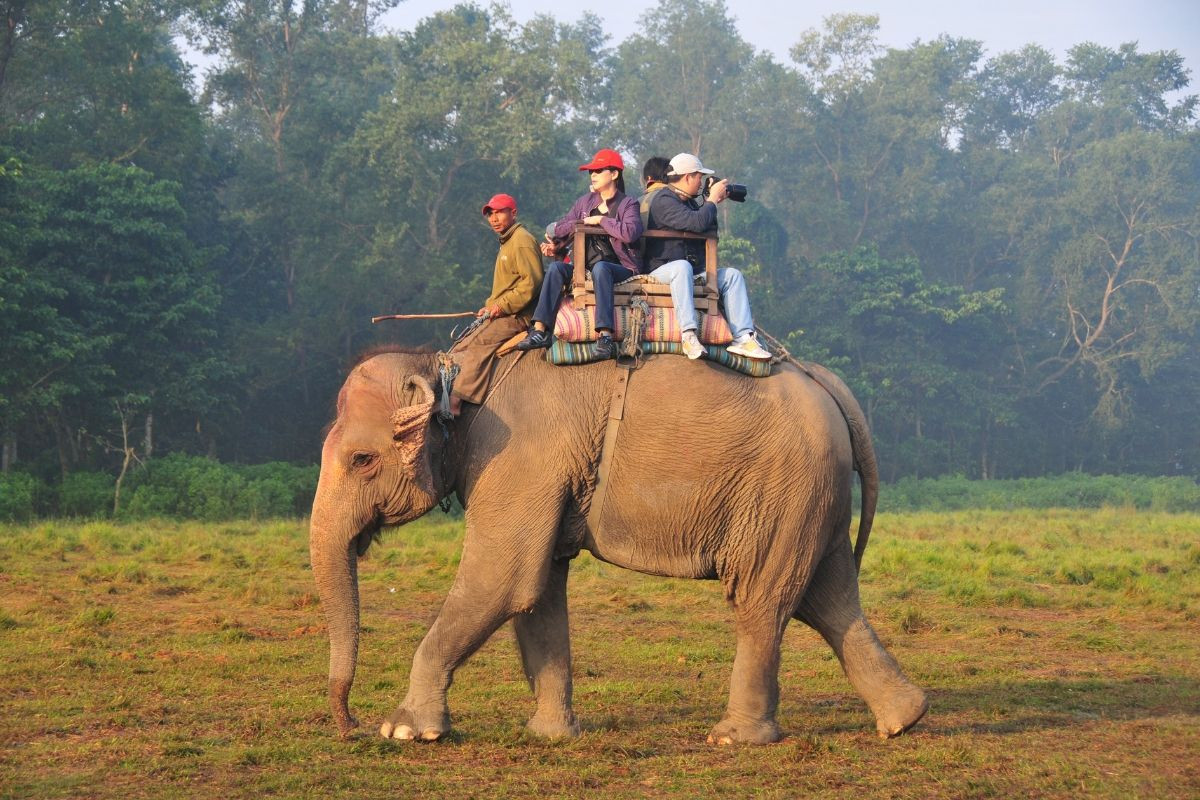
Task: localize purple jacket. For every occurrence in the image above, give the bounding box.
[551,190,643,274]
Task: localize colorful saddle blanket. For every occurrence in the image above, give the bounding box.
[547,339,773,378]
[552,295,733,344]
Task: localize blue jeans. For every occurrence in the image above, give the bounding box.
[533,260,634,333]
[648,260,755,338]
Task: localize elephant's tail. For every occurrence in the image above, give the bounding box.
[791,360,879,572]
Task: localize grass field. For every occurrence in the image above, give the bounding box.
[1,510,1197,798]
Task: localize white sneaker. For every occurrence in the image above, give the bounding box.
[681,330,705,360]
[728,332,771,361]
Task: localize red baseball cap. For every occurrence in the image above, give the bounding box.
[579,148,624,171]
[481,193,517,215]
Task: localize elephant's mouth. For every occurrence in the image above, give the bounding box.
[355,515,383,557]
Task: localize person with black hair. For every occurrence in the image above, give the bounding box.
[639,155,671,230]
[516,148,643,360]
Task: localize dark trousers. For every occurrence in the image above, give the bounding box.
[533,260,634,333]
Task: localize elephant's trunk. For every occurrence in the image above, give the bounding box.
[309,491,362,737]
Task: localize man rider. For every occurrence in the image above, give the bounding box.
[644,153,770,361]
[447,193,544,415]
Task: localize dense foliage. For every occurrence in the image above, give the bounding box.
[0,454,317,520]
[1,0,1197,489]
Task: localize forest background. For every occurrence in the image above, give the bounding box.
[1,0,1198,512]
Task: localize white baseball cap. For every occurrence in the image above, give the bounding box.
[666,153,714,177]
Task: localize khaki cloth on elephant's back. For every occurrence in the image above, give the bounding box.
[449,316,529,404]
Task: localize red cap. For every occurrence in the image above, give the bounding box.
[482,193,517,215]
[579,148,624,171]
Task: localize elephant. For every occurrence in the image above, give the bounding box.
[309,346,928,745]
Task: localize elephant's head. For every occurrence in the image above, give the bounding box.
[308,351,446,735]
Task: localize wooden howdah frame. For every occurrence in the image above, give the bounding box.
[568,223,720,324]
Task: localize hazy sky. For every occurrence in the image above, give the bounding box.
[381,0,1200,76]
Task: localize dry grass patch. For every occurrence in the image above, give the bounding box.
[0,511,1197,799]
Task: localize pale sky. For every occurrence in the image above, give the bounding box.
[381,0,1200,78]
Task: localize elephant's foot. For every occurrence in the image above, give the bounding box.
[380,705,450,742]
[335,712,360,739]
[525,709,581,739]
[870,684,929,739]
[706,716,783,746]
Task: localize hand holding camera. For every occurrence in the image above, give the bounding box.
[704,175,748,203]
[706,177,729,204]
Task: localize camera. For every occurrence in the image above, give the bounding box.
[704,175,748,203]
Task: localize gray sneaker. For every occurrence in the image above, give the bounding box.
[681,330,705,360]
[728,333,771,361]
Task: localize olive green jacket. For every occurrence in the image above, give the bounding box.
[486,222,544,316]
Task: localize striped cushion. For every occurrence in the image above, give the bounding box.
[553,296,733,344]
[547,339,773,378]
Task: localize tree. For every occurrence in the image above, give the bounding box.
[1,1,210,187]
[0,155,98,471]
[1023,131,1199,424]
[182,0,404,458]
[957,42,1199,470]
[608,0,753,157]
[348,4,608,319]
[779,16,983,264]
[20,163,228,474]
[789,247,1007,479]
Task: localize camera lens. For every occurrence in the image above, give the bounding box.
[726,183,748,202]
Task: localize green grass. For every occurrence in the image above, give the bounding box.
[0,511,1197,799]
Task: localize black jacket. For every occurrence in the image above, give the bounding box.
[644,188,717,272]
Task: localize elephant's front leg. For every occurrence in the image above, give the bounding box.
[380,530,557,741]
[512,557,580,738]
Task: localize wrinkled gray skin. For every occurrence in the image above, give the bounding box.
[310,349,928,745]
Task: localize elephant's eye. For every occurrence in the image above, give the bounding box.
[350,451,377,470]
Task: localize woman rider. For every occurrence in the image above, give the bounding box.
[515,148,643,359]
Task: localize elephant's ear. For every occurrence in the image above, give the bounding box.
[391,375,436,474]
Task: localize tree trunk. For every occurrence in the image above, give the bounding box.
[113,413,135,516]
[54,416,78,480]
[143,412,154,460]
[1,436,15,473]
[980,421,990,480]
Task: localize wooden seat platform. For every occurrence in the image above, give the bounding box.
[569,224,720,321]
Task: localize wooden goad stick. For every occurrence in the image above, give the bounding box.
[371,312,476,323]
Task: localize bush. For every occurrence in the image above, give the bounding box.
[123,483,177,518]
[0,472,41,522]
[237,462,318,516]
[58,472,115,518]
[115,454,317,520]
[875,473,1200,512]
[184,460,246,521]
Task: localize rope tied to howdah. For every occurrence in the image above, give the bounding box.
[618,294,650,365]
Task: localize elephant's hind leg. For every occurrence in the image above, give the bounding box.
[512,557,580,738]
[795,537,928,738]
